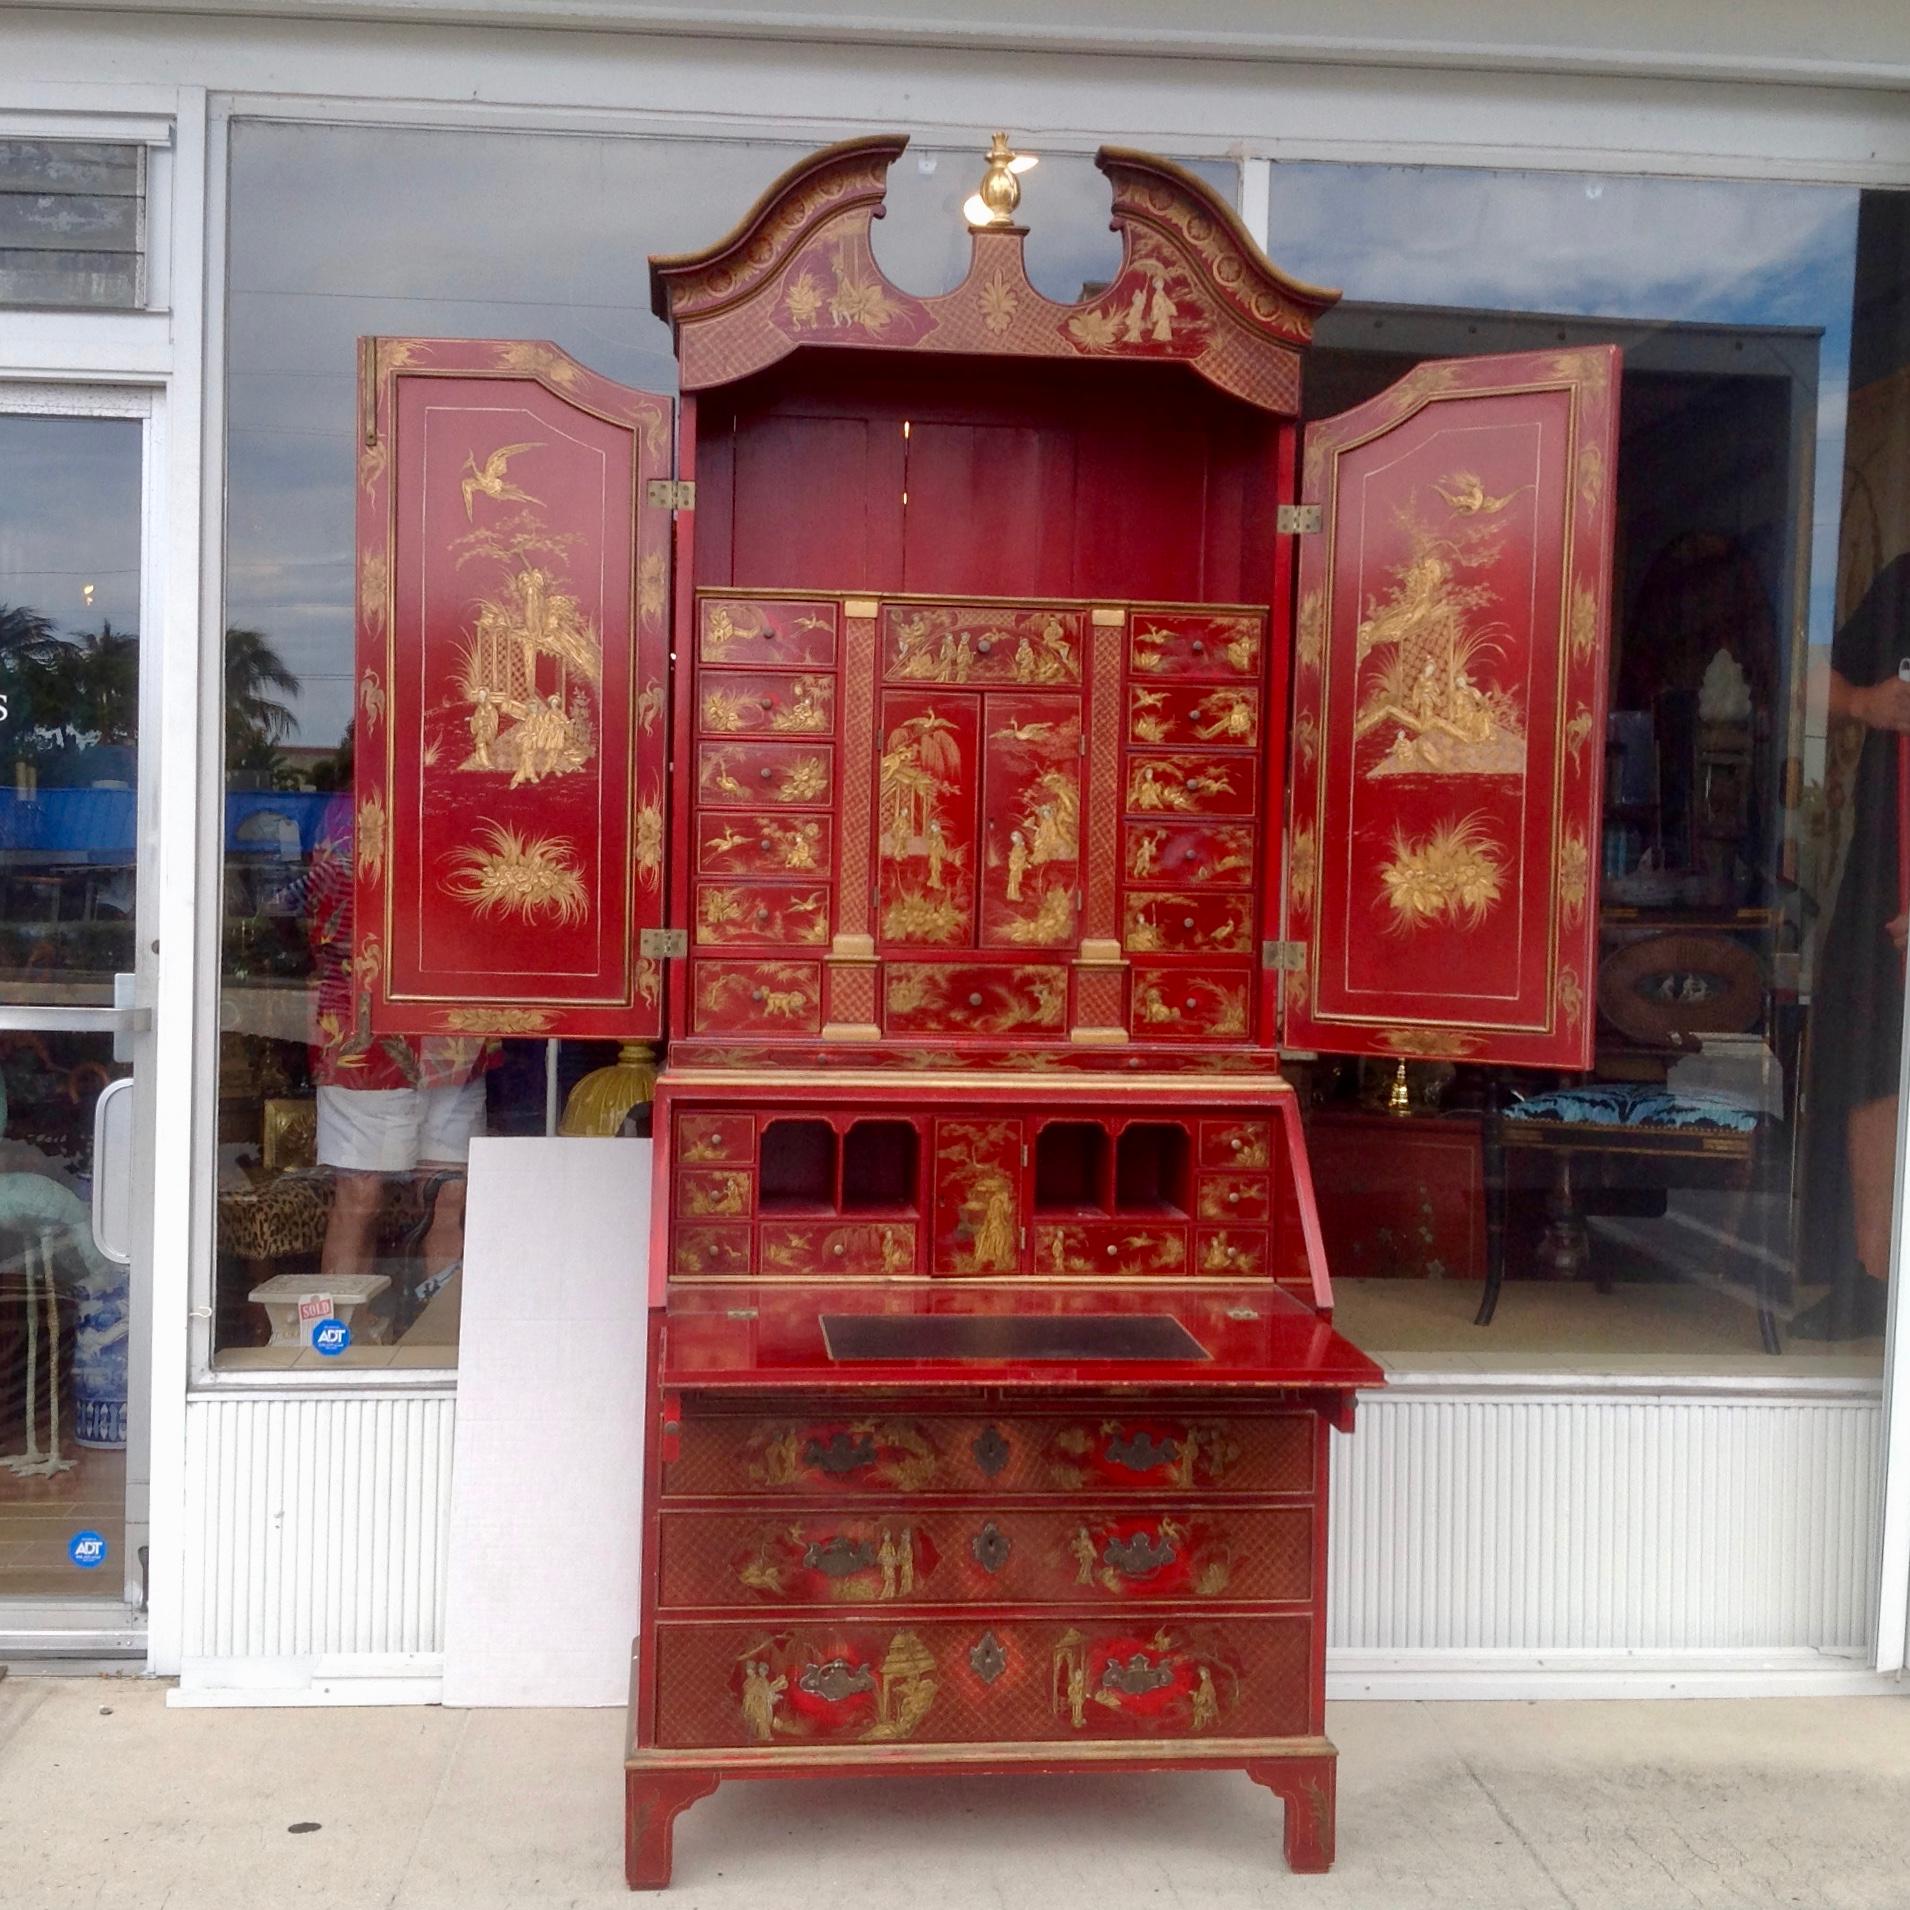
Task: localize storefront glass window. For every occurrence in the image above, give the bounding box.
[1267,164,1909,1371]
[215,122,1231,1370]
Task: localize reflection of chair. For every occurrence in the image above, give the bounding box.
[1477,933,1781,1353]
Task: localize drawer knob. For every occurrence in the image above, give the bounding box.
[1182,916,1195,930]
[976,638,993,657]
[1105,1243,1119,1257]
[1183,996,1198,1011]
[1230,1137,1243,1152]
[832,1241,846,1256]
[1227,1191,1240,1205]
[969,1521,1013,1574]
[1190,639,1206,656]
[759,837,773,851]
[968,992,984,1007]
[797,1658,876,1704]
[758,766,774,781]
[751,988,766,1003]
[755,907,770,922]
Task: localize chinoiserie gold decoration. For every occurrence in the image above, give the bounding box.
[981,268,1019,334]
[1374,1027,1482,1059]
[443,1006,556,1035]
[1296,588,1325,676]
[443,820,589,926]
[1387,1059,1412,1114]
[638,551,667,623]
[560,1041,659,1134]
[1378,813,1504,932]
[359,552,388,637]
[1564,704,1594,762]
[1559,826,1589,926]
[1576,442,1605,509]
[1558,964,1584,1030]
[460,441,543,519]
[357,670,386,734]
[963,131,1037,229]
[635,785,664,890]
[1569,581,1598,661]
[355,792,386,885]
[1289,822,1317,914]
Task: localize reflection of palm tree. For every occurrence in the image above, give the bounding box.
[0,605,138,744]
[223,625,302,769]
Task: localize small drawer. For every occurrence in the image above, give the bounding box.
[698,671,836,738]
[691,960,823,1035]
[699,596,838,668]
[696,812,834,879]
[652,1611,1310,1748]
[678,1166,753,1220]
[760,1221,917,1277]
[697,741,834,809]
[1125,753,1256,817]
[676,1113,754,1165]
[674,1223,751,1278]
[1127,609,1264,680]
[1032,1222,1188,1277]
[1124,821,1255,889]
[1194,1227,1267,1277]
[1197,1174,1271,1224]
[1199,1119,1272,1170]
[663,1410,1313,1499]
[695,881,831,948]
[657,1504,1311,1610]
[881,600,1085,686]
[1128,682,1261,748]
[885,962,1069,1036]
[1123,890,1253,957]
[1130,965,1252,1042]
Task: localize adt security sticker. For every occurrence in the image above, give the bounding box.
[312,1318,352,1357]
[69,1530,107,1570]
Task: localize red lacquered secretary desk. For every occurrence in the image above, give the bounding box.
[349,133,1620,1887]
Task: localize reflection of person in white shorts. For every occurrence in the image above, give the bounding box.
[316,1077,488,1175]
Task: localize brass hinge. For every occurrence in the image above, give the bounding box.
[1262,939,1306,971]
[645,479,697,510]
[1276,503,1322,535]
[640,927,689,959]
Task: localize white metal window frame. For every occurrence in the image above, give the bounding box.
[5,18,1910,1675]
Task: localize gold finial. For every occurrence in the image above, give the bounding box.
[963,131,1037,229]
[1387,1058,1412,1115]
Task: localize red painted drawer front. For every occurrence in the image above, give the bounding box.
[1197,1174,1272,1224]
[652,1613,1309,1747]
[759,1221,917,1277]
[700,596,838,669]
[662,1412,1313,1498]
[1127,610,1264,681]
[694,882,831,948]
[697,741,834,809]
[1128,683,1261,748]
[690,960,823,1034]
[678,1166,753,1220]
[1125,754,1256,816]
[1199,1120,1272,1170]
[698,671,837,738]
[931,1118,1024,1276]
[1124,821,1255,889]
[881,601,1086,686]
[657,1504,1310,1609]
[886,963,1069,1037]
[675,1224,752,1278]
[676,1113,755,1165]
[1032,1222,1188,1278]
[1123,890,1253,957]
[695,812,834,879]
[1195,1228,1268,1277]
[1130,965,1252,1041]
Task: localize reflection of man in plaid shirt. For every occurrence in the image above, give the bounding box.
[305,795,496,1321]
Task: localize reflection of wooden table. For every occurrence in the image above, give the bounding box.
[1307,1110,1484,1282]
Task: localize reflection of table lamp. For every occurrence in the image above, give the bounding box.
[1898,658,1910,918]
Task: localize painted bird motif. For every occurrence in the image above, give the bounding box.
[1431,471,1524,516]
[460,442,543,519]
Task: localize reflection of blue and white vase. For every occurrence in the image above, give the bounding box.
[72,1243,129,1449]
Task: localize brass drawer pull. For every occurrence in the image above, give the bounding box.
[1102,1529,1179,1579]
[803,1535,875,1577]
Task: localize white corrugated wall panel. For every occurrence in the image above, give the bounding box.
[1326,1392,1884,1654]
[183,1392,455,1660]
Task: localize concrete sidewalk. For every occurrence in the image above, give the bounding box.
[2,1680,1908,1908]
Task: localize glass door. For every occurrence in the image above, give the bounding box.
[0,393,151,1644]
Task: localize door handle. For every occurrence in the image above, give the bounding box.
[91,1075,135,1266]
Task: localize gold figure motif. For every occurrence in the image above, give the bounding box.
[1040,1227,1186,1275]
[825,235,905,334]
[740,1657,787,1743]
[1560,827,1589,926]
[698,962,817,1024]
[889,966,1065,1033]
[1189,1665,1220,1730]
[460,441,542,519]
[937,1123,1020,1273]
[1355,493,1526,780]
[702,600,769,656]
[886,606,1080,685]
[355,793,386,885]
[679,1120,738,1163]
[862,1631,937,1741]
[1127,759,1237,811]
[989,711,1081,945]
[1379,813,1505,932]
[1124,895,1248,955]
[637,550,666,623]
[685,1171,749,1218]
[443,821,589,927]
[1193,687,1259,744]
[980,268,1018,334]
[451,511,601,786]
[1053,1628,1090,1727]
[1201,1231,1262,1274]
[699,887,829,946]
[1375,1027,1483,1058]
[1071,1529,1097,1585]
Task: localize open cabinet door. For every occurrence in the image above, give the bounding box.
[352,338,673,1041]
[1284,346,1620,1069]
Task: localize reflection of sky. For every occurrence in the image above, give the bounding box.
[1266,164,1860,656]
[0,414,142,641]
[225,124,1227,748]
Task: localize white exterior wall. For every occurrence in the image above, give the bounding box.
[3,1,1908,1696]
